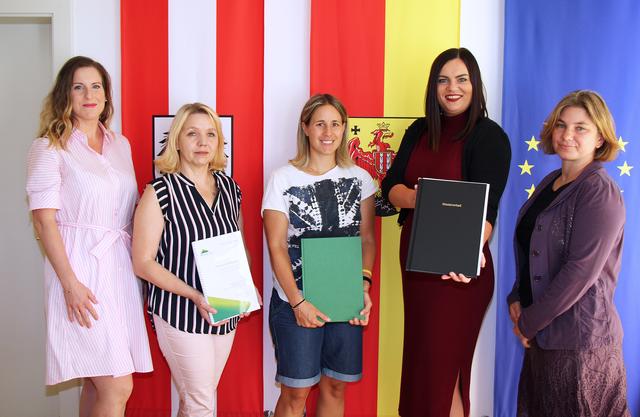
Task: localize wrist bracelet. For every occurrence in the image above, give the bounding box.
[291,298,306,309]
[363,276,373,286]
[362,268,372,277]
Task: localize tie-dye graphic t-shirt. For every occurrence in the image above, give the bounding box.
[262,164,377,302]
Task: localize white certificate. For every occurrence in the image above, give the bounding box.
[191,231,261,323]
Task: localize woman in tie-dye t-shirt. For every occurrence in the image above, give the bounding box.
[263,94,377,417]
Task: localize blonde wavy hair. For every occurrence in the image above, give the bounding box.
[38,56,114,149]
[290,93,353,168]
[155,103,227,174]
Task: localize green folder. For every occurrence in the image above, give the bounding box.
[301,236,364,322]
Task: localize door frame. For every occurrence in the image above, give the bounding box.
[0,0,72,78]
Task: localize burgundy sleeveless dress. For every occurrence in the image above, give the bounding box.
[398,113,494,417]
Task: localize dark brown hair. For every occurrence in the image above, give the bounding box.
[424,48,487,150]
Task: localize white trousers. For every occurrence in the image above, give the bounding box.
[153,315,236,417]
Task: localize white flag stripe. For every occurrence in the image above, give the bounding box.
[460,0,504,122]
[263,0,311,411]
[168,3,217,414]
[460,0,504,415]
[168,0,217,113]
[72,0,122,131]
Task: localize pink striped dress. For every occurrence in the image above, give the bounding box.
[26,125,153,385]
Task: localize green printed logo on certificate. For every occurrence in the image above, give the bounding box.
[301,236,364,322]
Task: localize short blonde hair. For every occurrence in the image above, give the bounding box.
[290,94,353,168]
[155,103,227,174]
[540,90,618,162]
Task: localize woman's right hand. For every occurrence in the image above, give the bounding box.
[388,184,418,209]
[509,301,529,347]
[509,301,522,324]
[192,292,219,326]
[292,300,330,328]
[63,279,99,328]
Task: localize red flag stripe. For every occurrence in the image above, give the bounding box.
[310,0,386,116]
[310,1,386,416]
[121,0,172,416]
[216,2,265,416]
[121,0,169,192]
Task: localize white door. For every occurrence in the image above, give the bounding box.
[0,15,79,417]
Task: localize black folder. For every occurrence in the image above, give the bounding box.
[406,178,489,277]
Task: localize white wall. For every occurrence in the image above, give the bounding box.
[72,0,121,131]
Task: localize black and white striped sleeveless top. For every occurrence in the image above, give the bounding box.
[148,171,242,334]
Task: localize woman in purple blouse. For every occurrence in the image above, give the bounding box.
[507,90,630,416]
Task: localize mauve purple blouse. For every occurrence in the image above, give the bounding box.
[507,161,625,350]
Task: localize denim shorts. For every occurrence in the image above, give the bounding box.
[269,290,363,388]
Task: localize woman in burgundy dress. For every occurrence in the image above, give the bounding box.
[381,48,511,417]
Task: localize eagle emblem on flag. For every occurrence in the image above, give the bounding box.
[348,119,415,216]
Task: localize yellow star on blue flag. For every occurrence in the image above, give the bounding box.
[617,161,633,176]
[525,136,540,151]
[617,136,629,152]
[518,160,534,175]
[525,184,536,198]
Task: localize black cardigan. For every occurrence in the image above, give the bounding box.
[381,117,511,226]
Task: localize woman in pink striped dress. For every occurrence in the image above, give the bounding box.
[26,56,152,417]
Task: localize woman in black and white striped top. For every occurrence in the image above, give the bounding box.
[133,102,255,416]
[145,170,242,334]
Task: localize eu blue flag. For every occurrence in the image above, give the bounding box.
[496,1,640,415]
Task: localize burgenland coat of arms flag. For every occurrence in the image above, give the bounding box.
[348,118,416,216]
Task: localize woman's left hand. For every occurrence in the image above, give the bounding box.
[349,287,372,326]
[239,286,263,319]
[441,253,486,283]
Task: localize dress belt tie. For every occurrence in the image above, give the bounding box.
[57,222,131,259]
